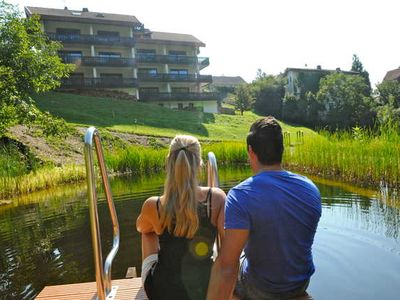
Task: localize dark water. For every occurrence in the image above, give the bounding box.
[0,168,399,299]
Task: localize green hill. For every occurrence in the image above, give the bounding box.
[35,92,316,141]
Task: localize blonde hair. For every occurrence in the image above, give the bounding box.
[160,135,202,238]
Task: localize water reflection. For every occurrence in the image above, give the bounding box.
[0,167,399,299]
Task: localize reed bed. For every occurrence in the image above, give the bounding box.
[0,165,86,199]
[284,125,400,188]
[103,141,249,174]
[2,124,398,199]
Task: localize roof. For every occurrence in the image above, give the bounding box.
[383,68,400,81]
[138,31,205,47]
[25,6,141,26]
[284,67,359,76]
[211,76,247,87]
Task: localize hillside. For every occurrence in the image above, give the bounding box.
[34,92,316,142]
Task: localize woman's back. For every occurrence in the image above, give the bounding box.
[146,191,216,299]
[136,135,226,300]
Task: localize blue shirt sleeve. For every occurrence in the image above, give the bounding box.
[225,188,250,230]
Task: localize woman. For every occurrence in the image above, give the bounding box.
[136,135,226,300]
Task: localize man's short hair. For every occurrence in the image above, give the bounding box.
[246,116,284,165]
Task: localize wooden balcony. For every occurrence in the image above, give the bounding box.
[136,54,209,69]
[137,73,212,83]
[139,92,220,101]
[47,33,136,46]
[60,77,138,89]
[60,55,136,67]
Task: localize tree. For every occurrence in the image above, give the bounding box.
[316,73,375,128]
[251,74,285,118]
[375,80,400,125]
[351,54,371,95]
[0,1,74,136]
[375,80,400,108]
[233,84,254,115]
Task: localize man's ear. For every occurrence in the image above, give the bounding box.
[248,145,257,161]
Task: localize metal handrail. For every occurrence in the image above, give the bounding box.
[84,127,120,300]
[207,152,220,256]
[207,152,219,188]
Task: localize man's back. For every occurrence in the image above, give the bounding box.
[225,170,321,293]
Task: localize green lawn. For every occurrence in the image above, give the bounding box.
[34,92,316,141]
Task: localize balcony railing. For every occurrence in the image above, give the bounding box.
[137,73,212,83]
[60,55,136,67]
[136,54,209,69]
[47,33,136,46]
[60,77,138,89]
[139,92,220,101]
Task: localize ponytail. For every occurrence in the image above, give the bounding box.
[160,136,201,238]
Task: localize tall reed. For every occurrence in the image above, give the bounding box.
[0,165,86,199]
[284,124,400,187]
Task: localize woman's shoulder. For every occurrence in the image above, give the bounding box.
[141,196,160,213]
[199,186,226,204]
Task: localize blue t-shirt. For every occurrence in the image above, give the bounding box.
[225,170,321,293]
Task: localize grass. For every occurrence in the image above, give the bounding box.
[34,92,314,141]
[0,165,86,200]
[1,92,397,199]
[104,141,249,174]
[284,124,400,188]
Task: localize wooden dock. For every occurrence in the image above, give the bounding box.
[35,277,147,300]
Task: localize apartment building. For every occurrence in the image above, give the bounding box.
[284,66,358,97]
[25,6,219,113]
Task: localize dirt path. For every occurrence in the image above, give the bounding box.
[8,125,171,166]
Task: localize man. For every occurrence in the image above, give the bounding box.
[207,116,321,300]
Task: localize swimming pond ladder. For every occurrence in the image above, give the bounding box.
[84,126,220,299]
[84,127,120,300]
[207,152,221,256]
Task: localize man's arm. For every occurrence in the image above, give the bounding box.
[207,229,249,300]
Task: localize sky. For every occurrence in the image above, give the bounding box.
[7,0,400,87]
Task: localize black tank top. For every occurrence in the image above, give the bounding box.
[144,189,217,300]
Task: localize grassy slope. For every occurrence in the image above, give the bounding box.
[34,92,316,141]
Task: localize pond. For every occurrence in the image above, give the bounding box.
[0,167,399,299]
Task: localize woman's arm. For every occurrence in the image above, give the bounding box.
[137,197,160,260]
[211,188,227,241]
[136,196,159,234]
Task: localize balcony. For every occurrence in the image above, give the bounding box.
[136,54,209,69]
[60,55,136,67]
[139,92,221,102]
[47,33,136,46]
[137,73,212,83]
[60,77,138,89]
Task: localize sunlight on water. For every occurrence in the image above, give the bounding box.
[0,167,399,299]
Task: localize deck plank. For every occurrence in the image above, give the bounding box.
[35,278,147,300]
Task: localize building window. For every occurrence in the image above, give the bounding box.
[59,50,82,57]
[169,50,186,56]
[138,68,157,74]
[56,28,80,36]
[136,49,156,62]
[69,73,84,86]
[139,88,159,100]
[170,69,188,75]
[58,51,82,63]
[100,73,123,78]
[98,52,121,58]
[178,103,183,110]
[138,68,158,79]
[171,88,190,93]
[139,87,159,94]
[170,69,188,80]
[137,49,156,55]
[97,31,120,37]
